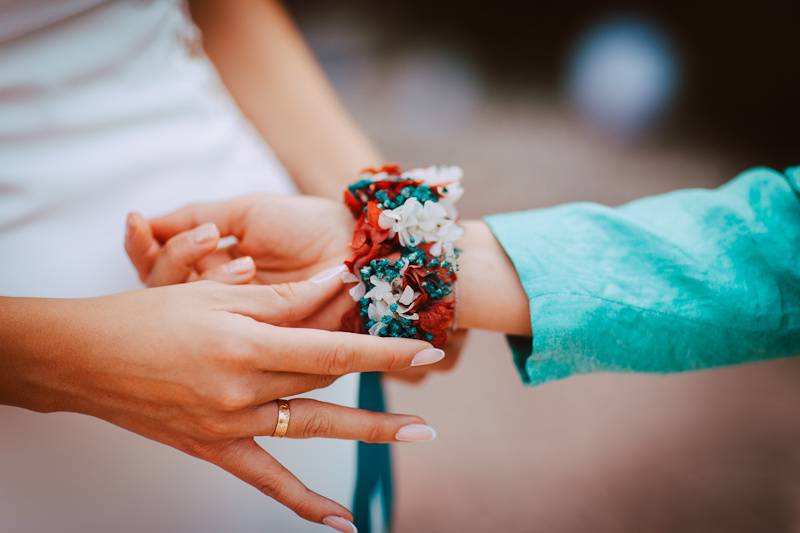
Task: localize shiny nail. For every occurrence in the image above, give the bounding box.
[322,515,357,533]
[395,424,437,442]
[193,223,219,244]
[226,256,254,274]
[411,348,445,367]
[310,264,346,283]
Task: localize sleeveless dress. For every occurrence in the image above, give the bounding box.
[0,1,365,531]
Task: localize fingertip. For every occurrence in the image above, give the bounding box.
[395,423,437,443]
[410,347,445,367]
[308,264,346,284]
[322,515,358,533]
[192,222,220,245]
[225,255,256,276]
[125,211,144,241]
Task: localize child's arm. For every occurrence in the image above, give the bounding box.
[477,167,800,385]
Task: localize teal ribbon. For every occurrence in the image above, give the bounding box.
[352,372,393,533]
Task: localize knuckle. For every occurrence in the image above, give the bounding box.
[365,416,388,443]
[321,343,355,375]
[253,472,284,499]
[315,374,337,390]
[216,334,255,364]
[267,283,296,304]
[386,350,409,372]
[301,409,333,438]
[289,493,318,521]
[214,383,255,411]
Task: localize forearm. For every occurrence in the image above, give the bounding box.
[0,297,87,413]
[189,0,381,198]
[483,166,800,384]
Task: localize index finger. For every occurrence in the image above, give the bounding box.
[149,195,261,242]
[254,325,445,374]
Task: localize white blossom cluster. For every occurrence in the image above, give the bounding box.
[378,166,464,259]
[343,166,463,336]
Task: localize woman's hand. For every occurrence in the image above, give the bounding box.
[125,194,354,330]
[126,194,352,287]
[0,278,443,530]
[126,194,481,379]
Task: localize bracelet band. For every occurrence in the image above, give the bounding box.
[340,164,463,347]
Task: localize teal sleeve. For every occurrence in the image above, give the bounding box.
[484,166,800,386]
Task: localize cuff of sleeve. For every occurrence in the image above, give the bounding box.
[484,211,577,386]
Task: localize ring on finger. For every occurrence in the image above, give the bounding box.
[272,399,291,438]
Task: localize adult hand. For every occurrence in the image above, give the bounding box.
[125,194,354,330]
[0,278,443,530]
[125,194,352,288]
[126,194,472,376]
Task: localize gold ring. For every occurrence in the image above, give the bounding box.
[272,399,291,438]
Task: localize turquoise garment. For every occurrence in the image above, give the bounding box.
[485,166,800,386]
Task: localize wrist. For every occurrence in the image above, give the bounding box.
[0,297,93,413]
[456,220,531,336]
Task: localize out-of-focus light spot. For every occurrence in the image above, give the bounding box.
[567,18,679,139]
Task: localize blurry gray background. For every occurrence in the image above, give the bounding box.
[288,2,800,532]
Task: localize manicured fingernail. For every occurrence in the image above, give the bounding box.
[310,264,346,283]
[193,223,219,244]
[125,213,137,240]
[395,424,437,442]
[411,348,444,366]
[226,256,254,274]
[216,235,239,250]
[322,516,357,533]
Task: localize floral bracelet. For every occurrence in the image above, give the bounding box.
[340,164,463,347]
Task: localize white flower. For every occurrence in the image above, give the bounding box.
[437,181,463,218]
[342,270,366,301]
[360,275,421,335]
[401,166,463,185]
[363,275,394,302]
[378,198,462,257]
[398,285,416,306]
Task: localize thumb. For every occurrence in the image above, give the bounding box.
[223,265,347,325]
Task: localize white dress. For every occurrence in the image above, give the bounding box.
[0,1,357,531]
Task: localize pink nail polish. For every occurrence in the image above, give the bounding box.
[226,256,254,274]
[410,348,445,366]
[395,424,437,442]
[322,515,357,533]
[309,265,346,283]
[193,223,219,244]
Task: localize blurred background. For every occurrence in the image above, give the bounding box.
[285,2,800,532]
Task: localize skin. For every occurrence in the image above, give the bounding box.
[0,278,441,528]
[127,194,532,338]
[2,3,479,531]
[187,0,382,198]
[181,0,476,384]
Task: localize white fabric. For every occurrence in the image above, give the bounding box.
[0,1,356,531]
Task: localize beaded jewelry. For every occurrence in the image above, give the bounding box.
[340,164,463,347]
